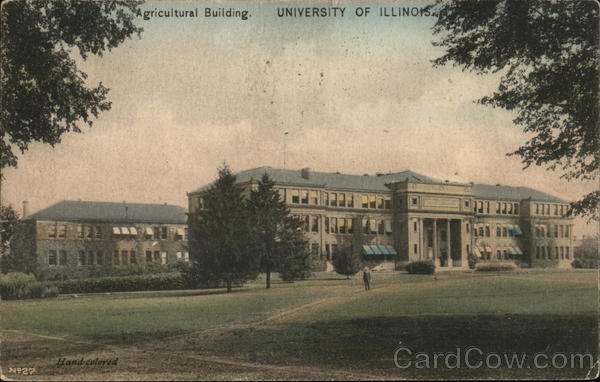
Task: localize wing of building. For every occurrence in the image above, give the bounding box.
[189,167,574,269]
[11,200,189,276]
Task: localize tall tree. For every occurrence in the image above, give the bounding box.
[0,205,19,256]
[248,173,309,288]
[428,0,599,219]
[189,165,259,293]
[1,0,143,169]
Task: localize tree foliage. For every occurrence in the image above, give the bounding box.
[189,165,259,292]
[247,173,309,287]
[332,247,362,278]
[428,0,599,219]
[1,0,143,169]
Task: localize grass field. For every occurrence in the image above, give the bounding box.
[1,269,598,380]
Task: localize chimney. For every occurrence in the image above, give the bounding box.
[301,167,311,180]
[22,200,29,218]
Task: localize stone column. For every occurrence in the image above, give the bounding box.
[433,218,438,267]
[419,218,424,261]
[446,219,452,267]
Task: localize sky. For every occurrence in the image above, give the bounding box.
[2,0,597,237]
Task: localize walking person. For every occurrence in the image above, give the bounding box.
[362,267,371,291]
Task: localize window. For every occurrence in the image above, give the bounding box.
[466,223,470,233]
[414,244,418,254]
[502,250,507,259]
[362,195,369,208]
[536,246,540,259]
[325,217,330,233]
[478,201,483,213]
[77,225,84,239]
[347,194,354,208]
[479,226,484,237]
[95,226,102,239]
[514,203,519,215]
[154,251,160,263]
[565,247,570,259]
[85,226,93,239]
[330,217,338,234]
[496,202,501,214]
[184,228,189,241]
[47,225,57,238]
[555,246,559,259]
[554,225,559,238]
[58,225,67,238]
[502,227,507,237]
[113,250,120,265]
[121,250,128,265]
[176,251,183,261]
[278,188,286,202]
[413,221,418,232]
[384,220,392,235]
[160,251,168,265]
[304,216,310,231]
[184,252,189,262]
[369,219,377,234]
[153,227,160,240]
[466,244,470,254]
[161,227,168,240]
[465,200,470,208]
[48,250,57,265]
[377,197,384,209]
[338,193,345,208]
[565,225,569,237]
[309,190,318,205]
[473,226,478,237]
[348,218,354,234]
[485,226,490,237]
[485,201,490,214]
[59,250,67,265]
[378,220,385,235]
[497,250,501,259]
[146,251,153,264]
[96,251,104,265]
[338,218,346,234]
[130,251,137,265]
[546,225,551,238]
[78,251,86,266]
[291,190,300,204]
[554,205,558,215]
[384,197,391,209]
[301,190,309,204]
[559,225,564,238]
[311,216,319,233]
[330,192,337,207]
[507,203,513,214]
[369,195,376,209]
[502,203,507,214]
[175,228,185,240]
[560,205,565,216]
[362,219,369,234]
[508,227,513,237]
[412,197,418,206]
[496,226,501,237]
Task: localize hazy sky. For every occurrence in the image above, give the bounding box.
[2,0,596,236]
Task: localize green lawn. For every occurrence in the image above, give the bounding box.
[1,269,598,379]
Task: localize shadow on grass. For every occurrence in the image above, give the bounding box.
[214,313,598,379]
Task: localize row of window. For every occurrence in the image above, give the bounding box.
[535,246,571,260]
[534,203,569,217]
[46,224,187,241]
[535,224,570,238]
[475,201,520,215]
[286,189,392,210]
[473,224,522,238]
[47,249,189,266]
[478,249,524,261]
[296,216,393,235]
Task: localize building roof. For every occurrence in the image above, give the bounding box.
[191,166,566,203]
[24,200,187,224]
[471,183,564,203]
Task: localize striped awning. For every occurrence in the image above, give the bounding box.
[512,226,523,235]
[363,245,397,256]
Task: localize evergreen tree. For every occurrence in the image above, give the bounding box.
[248,173,310,287]
[332,246,362,279]
[189,165,259,293]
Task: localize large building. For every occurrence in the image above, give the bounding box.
[10,200,189,276]
[188,167,575,269]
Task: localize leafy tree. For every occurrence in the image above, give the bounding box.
[248,174,310,287]
[332,246,362,279]
[189,165,259,293]
[0,205,20,269]
[1,0,143,169]
[428,0,599,219]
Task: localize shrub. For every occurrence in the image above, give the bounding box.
[332,247,362,278]
[467,253,479,269]
[475,262,517,272]
[0,273,59,300]
[405,260,435,275]
[54,272,188,294]
[572,258,599,269]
